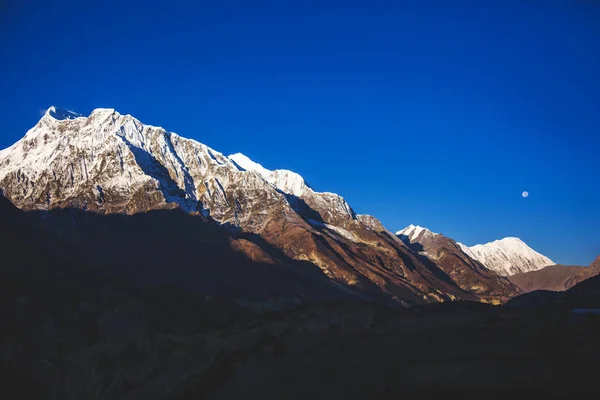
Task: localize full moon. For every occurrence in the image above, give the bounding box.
[522,191,529,198]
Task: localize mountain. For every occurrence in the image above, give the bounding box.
[0,191,359,307]
[396,224,437,247]
[2,109,597,399]
[0,191,354,398]
[396,225,519,303]
[457,237,554,276]
[507,255,600,308]
[509,256,600,292]
[0,106,520,305]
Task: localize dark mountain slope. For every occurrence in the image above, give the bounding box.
[507,256,600,308]
[509,258,600,292]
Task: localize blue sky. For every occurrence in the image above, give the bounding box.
[1,0,599,265]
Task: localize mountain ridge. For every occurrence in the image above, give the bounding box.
[396,224,554,278]
[395,225,519,301]
[0,106,520,305]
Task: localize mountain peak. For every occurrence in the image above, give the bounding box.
[45,106,83,121]
[458,237,554,276]
[228,153,310,197]
[229,153,272,177]
[395,224,437,242]
[592,256,600,270]
[89,107,117,117]
[494,237,523,244]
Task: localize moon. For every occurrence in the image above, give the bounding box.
[522,191,529,198]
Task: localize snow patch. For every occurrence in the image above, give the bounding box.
[307,218,358,242]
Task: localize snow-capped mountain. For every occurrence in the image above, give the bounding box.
[396,224,439,246]
[228,152,355,227]
[4,106,302,228]
[395,225,519,300]
[458,238,554,276]
[0,106,354,231]
[0,106,522,305]
[395,223,554,277]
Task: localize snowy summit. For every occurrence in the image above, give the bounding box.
[395,224,438,243]
[458,237,554,276]
[0,106,356,229]
[45,106,83,121]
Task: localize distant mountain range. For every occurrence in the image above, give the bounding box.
[397,224,554,277]
[0,107,597,306]
[397,224,595,293]
[509,257,600,292]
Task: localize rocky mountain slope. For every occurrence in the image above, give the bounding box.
[396,225,519,302]
[397,226,554,279]
[509,256,600,292]
[0,106,519,305]
[458,237,554,276]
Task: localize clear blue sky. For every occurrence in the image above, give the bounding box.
[1,0,599,265]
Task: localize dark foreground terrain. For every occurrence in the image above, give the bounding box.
[2,276,600,400]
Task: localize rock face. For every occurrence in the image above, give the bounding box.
[509,256,600,292]
[396,225,519,302]
[0,107,522,305]
[458,237,554,276]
